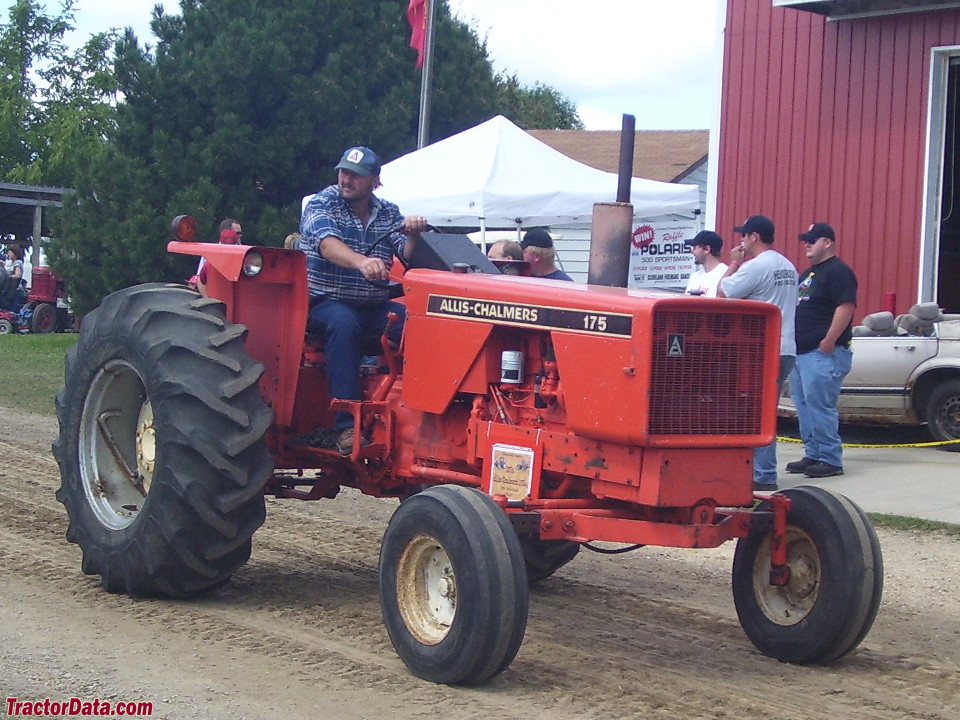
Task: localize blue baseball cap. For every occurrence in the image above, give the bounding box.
[335,146,381,176]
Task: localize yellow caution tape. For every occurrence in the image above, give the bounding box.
[776,436,960,449]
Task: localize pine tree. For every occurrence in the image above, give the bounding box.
[50,0,581,316]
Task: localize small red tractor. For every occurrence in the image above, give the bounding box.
[53,216,882,685]
[0,266,71,334]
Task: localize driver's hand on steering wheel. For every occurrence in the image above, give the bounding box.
[402,215,429,235]
[357,256,389,282]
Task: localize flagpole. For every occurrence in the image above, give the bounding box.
[416,0,437,149]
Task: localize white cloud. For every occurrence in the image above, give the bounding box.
[449,0,723,129]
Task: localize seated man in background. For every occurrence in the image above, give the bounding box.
[487,240,523,261]
[520,229,573,281]
[487,239,524,275]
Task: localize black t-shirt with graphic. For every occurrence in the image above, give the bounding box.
[795,256,858,354]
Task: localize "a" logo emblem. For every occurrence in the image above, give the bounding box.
[667,334,684,357]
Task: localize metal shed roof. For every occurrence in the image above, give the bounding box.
[0,182,69,244]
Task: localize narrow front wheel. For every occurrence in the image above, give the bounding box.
[732,486,882,664]
[379,485,529,685]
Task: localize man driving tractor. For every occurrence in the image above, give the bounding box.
[299,146,428,454]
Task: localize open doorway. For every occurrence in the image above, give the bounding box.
[936,57,960,313]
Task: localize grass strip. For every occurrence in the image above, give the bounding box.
[0,333,78,415]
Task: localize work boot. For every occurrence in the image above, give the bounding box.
[803,462,844,478]
[752,481,778,492]
[785,457,817,474]
[336,427,368,455]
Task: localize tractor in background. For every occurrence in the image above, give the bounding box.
[0,265,72,334]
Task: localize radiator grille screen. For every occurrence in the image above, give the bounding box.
[649,309,769,436]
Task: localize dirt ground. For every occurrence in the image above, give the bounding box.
[1,406,958,720]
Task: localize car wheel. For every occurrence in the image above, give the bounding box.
[925,379,960,445]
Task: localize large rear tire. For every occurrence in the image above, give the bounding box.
[53,283,273,598]
[379,485,529,685]
[732,486,883,664]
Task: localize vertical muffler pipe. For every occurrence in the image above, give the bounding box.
[588,114,635,287]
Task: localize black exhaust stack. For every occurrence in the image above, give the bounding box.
[588,114,636,287]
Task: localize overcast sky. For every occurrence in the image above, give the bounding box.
[31,0,725,131]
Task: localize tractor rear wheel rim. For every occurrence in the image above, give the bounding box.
[79,359,151,530]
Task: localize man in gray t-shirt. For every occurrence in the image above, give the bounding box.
[717,214,798,491]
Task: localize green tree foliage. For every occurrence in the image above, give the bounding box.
[0,0,118,186]
[51,0,582,317]
[495,73,584,130]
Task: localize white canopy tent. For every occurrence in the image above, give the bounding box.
[377,115,699,231]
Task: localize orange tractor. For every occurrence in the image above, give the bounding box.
[53,217,882,685]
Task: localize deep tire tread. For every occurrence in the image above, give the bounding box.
[53,283,272,598]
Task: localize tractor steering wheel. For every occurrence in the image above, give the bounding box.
[364,224,436,291]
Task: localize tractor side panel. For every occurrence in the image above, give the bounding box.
[551,332,648,444]
[402,316,494,413]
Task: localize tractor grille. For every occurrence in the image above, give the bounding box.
[649,309,769,436]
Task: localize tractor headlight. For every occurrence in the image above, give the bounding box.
[242,251,264,277]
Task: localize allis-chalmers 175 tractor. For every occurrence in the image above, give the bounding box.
[53,217,882,686]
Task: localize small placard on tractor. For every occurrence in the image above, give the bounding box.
[489,443,535,501]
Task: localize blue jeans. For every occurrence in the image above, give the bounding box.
[789,347,853,468]
[307,298,405,432]
[754,355,796,485]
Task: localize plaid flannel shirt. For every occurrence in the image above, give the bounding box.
[300,185,407,304]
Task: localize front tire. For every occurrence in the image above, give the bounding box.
[519,537,581,582]
[53,283,273,597]
[926,379,960,444]
[379,485,529,685]
[732,486,882,664]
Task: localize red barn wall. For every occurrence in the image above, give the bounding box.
[718,0,960,317]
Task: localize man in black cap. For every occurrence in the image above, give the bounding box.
[683,230,727,297]
[718,214,798,491]
[786,222,857,479]
[300,146,428,454]
[520,229,573,281]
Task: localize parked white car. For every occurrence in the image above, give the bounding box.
[779,306,960,443]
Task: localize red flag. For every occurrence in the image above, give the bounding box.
[407,0,427,69]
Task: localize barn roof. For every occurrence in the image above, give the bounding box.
[526,129,709,183]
